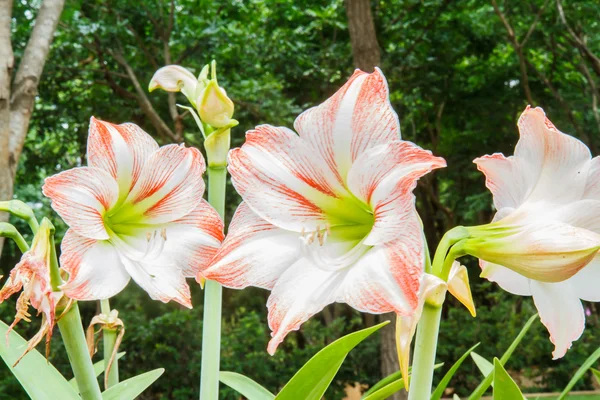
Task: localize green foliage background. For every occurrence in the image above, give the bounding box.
[1,0,599,398]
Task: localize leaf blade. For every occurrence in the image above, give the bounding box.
[219,371,275,400]
[431,342,480,400]
[101,368,164,400]
[558,346,600,399]
[492,358,524,400]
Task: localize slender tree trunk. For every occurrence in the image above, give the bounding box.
[0,0,66,255]
[345,0,381,71]
[345,2,406,398]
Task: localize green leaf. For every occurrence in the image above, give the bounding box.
[69,352,126,391]
[492,358,524,399]
[469,313,538,400]
[431,343,480,400]
[558,346,600,399]
[454,395,461,400]
[591,368,600,386]
[101,368,164,400]
[470,352,494,386]
[219,371,275,400]
[275,321,389,400]
[0,320,79,400]
[361,364,444,400]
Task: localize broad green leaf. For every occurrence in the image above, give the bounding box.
[469,313,538,400]
[591,368,600,386]
[219,371,275,400]
[361,364,443,400]
[558,346,600,399]
[453,395,461,400]
[275,321,388,400]
[492,358,524,399]
[0,320,79,400]
[470,352,494,386]
[101,368,164,400]
[431,343,480,400]
[69,352,126,391]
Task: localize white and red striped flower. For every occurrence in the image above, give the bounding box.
[472,106,600,358]
[203,68,446,354]
[0,219,61,354]
[43,118,224,308]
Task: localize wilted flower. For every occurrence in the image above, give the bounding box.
[470,106,600,358]
[43,118,224,307]
[204,68,446,354]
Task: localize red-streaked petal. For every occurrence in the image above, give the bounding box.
[125,144,206,224]
[60,229,130,300]
[148,65,198,99]
[474,106,592,210]
[43,167,118,240]
[204,202,302,288]
[294,68,400,180]
[340,240,422,315]
[228,146,328,232]
[531,280,584,359]
[120,256,192,308]
[87,118,158,199]
[266,258,339,354]
[347,141,445,245]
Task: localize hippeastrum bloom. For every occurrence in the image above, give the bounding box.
[43,118,224,307]
[396,262,475,388]
[203,68,446,354]
[470,106,600,358]
[0,218,61,357]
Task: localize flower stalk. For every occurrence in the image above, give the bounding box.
[100,298,119,388]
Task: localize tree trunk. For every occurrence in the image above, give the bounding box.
[344,0,381,71]
[345,2,406,399]
[0,0,66,256]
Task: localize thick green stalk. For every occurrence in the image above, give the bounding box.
[407,302,443,400]
[58,303,103,400]
[100,299,119,388]
[200,166,227,400]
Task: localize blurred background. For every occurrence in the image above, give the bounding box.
[0,0,599,398]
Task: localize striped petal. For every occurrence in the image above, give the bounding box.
[294,68,401,181]
[87,118,158,201]
[122,144,206,224]
[59,229,131,300]
[203,202,302,288]
[43,167,118,240]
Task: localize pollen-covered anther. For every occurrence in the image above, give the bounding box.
[160,228,167,241]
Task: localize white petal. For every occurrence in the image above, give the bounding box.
[565,255,600,302]
[43,167,118,240]
[204,202,302,289]
[60,229,131,300]
[530,280,585,359]
[480,261,531,296]
[148,65,198,99]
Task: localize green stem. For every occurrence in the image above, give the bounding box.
[0,223,29,253]
[100,299,119,388]
[58,302,103,400]
[407,303,443,400]
[200,166,227,400]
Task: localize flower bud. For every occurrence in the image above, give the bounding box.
[198,80,235,128]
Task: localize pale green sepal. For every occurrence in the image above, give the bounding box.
[101,368,164,400]
[219,371,275,400]
[492,358,525,399]
[274,321,388,400]
[0,320,79,400]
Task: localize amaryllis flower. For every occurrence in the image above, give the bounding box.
[203,68,446,353]
[0,219,61,357]
[471,106,600,358]
[43,118,223,308]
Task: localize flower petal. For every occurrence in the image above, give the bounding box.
[124,144,206,224]
[148,65,198,99]
[60,229,131,300]
[87,118,159,200]
[43,167,118,240]
[479,261,532,296]
[347,141,445,245]
[340,240,423,315]
[448,261,476,317]
[121,257,192,308]
[530,280,585,359]
[294,68,400,181]
[565,255,600,302]
[267,258,339,354]
[474,106,592,210]
[204,202,302,288]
